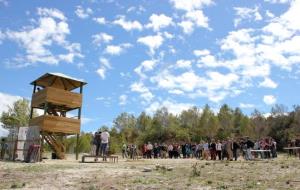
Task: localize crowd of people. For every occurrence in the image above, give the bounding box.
[287,139,300,157]
[90,129,110,161]
[121,137,279,161]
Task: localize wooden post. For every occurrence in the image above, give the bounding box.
[13,126,19,161]
[75,84,83,160]
[44,102,48,116]
[76,134,79,160]
[40,133,44,162]
[29,83,36,119]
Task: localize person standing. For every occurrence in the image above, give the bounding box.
[271,138,277,158]
[203,141,210,160]
[100,129,110,161]
[210,139,217,160]
[216,140,222,160]
[146,142,153,159]
[246,137,254,160]
[122,143,128,159]
[168,144,173,158]
[153,143,159,158]
[226,138,233,161]
[182,143,187,158]
[94,132,102,161]
[232,139,240,161]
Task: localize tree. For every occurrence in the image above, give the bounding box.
[113,112,137,143]
[0,98,32,128]
[250,109,267,139]
[217,104,234,139]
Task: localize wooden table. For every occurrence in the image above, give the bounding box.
[81,155,118,163]
[283,147,300,159]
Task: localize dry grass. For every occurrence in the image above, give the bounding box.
[0,154,299,190]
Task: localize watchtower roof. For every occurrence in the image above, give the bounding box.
[30,73,87,91]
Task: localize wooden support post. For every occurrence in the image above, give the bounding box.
[40,133,44,162]
[76,134,79,160]
[13,127,19,161]
[44,102,48,115]
[76,83,83,160]
[29,83,36,119]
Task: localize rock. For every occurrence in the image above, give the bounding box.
[167,167,173,171]
[155,164,160,170]
[143,167,152,172]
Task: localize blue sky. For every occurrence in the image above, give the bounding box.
[0,0,300,132]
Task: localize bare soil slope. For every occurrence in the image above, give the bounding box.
[0,154,299,190]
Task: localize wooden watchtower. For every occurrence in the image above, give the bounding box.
[29,73,87,160]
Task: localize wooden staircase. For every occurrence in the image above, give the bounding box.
[44,134,65,159]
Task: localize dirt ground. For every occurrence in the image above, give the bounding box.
[0,154,299,190]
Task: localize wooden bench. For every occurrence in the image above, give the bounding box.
[250,149,271,152]
[81,155,118,163]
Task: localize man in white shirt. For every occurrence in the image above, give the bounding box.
[100,129,110,161]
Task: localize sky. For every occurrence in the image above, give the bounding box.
[0,0,300,133]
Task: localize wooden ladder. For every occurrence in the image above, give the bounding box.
[44,134,65,159]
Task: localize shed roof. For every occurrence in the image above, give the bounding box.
[31,73,87,91]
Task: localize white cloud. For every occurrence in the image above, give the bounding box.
[263,95,277,105]
[0,0,8,6]
[104,43,132,55]
[75,6,93,19]
[146,14,173,31]
[0,30,5,44]
[137,34,164,54]
[184,10,209,28]
[264,0,291,3]
[113,16,143,31]
[169,89,184,95]
[0,92,22,116]
[178,20,195,34]
[259,78,278,88]
[234,6,262,27]
[96,57,111,80]
[265,10,275,18]
[130,82,154,102]
[92,32,113,46]
[171,0,212,33]
[37,7,66,21]
[134,59,158,78]
[240,103,255,109]
[146,100,193,115]
[164,32,174,39]
[170,0,213,11]
[175,59,192,69]
[193,49,210,56]
[82,117,94,125]
[5,8,82,67]
[119,95,127,105]
[96,68,106,79]
[127,5,146,14]
[93,17,106,24]
[150,68,239,103]
[96,97,105,101]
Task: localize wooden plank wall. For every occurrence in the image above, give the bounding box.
[43,115,80,134]
[46,87,82,109]
[29,115,80,134]
[31,87,82,109]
